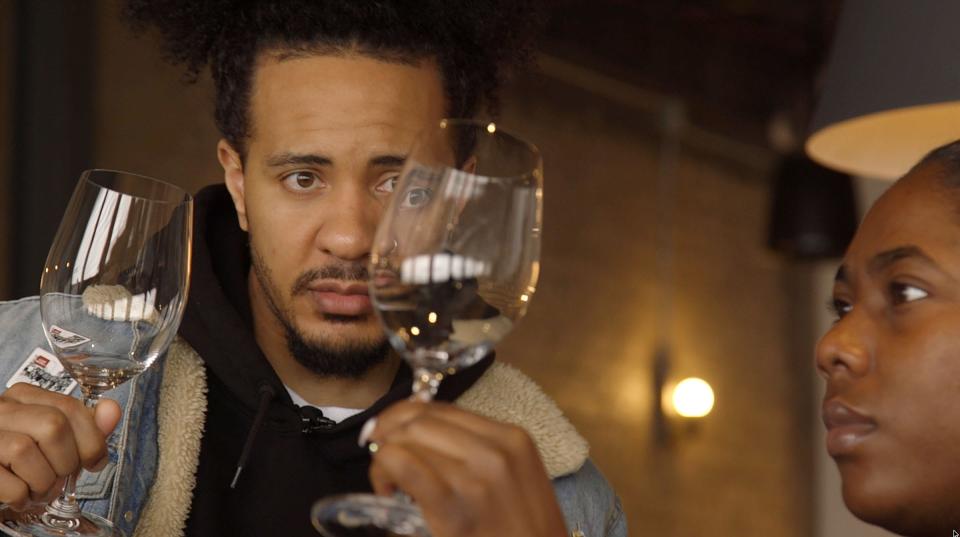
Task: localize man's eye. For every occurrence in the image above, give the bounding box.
[828,298,852,320]
[400,186,432,208]
[890,282,928,305]
[378,175,400,194]
[281,171,323,192]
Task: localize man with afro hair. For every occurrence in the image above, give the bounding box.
[0,2,625,536]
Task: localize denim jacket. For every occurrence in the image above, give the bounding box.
[0,297,626,537]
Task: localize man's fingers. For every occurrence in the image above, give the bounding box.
[374,400,510,442]
[372,402,544,480]
[371,413,494,465]
[370,442,509,537]
[368,402,570,537]
[89,400,122,471]
[0,466,30,510]
[368,442,458,508]
[0,431,58,502]
[93,399,122,437]
[370,401,559,513]
[0,403,80,477]
[375,413,552,505]
[2,385,115,470]
[40,476,66,504]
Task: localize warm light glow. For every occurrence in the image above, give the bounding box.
[410,326,421,336]
[616,374,647,413]
[671,377,714,418]
[427,312,438,324]
[486,122,497,133]
[807,101,960,180]
[520,294,529,302]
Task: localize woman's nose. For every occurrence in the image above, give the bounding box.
[815,313,872,380]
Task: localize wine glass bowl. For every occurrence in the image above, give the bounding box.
[40,170,192,401]
[313,119,542,536]
[369,119,543,398]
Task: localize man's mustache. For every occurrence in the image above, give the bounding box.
[292,264,370,295]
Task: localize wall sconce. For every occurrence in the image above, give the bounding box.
[652,347,714,446]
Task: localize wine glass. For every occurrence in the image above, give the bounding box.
[0,170,193,537]
[312,119,543,537]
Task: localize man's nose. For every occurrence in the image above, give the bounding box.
[815,312,872,381]
[314,184,379,263]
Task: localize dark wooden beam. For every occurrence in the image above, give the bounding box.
[11,0,97,298]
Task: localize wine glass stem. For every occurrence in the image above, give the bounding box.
[411,367,442,402]
[44,395,99,526]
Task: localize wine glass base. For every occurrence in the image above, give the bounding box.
[312,493,430,537]
[0,504,113,537]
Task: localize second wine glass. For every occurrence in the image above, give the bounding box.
[312,119,543,537]
[0,169,193,537]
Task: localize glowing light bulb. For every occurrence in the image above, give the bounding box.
[671,377,714,418]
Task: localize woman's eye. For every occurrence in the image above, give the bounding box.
[829,298,852,320]
[400,186,432,208]
[281,171,323,192]
[890,282,928,305]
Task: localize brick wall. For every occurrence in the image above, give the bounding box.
[497,75,813,536]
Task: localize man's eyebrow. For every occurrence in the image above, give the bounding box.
[265,152,332,168]
[369,155,406,167]
[868,245,937,274]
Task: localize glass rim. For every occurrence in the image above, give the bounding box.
[431,118,543,182]
[80,168,193,205]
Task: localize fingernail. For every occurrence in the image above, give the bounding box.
[358,417,378,447]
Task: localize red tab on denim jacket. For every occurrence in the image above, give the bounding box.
[5,347,78,395]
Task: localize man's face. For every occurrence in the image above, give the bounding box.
[222,52,446,376]
[816,164,960,534]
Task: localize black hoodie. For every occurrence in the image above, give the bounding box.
[179,185,493,536]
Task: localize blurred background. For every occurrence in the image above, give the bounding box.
[0,1,902,535]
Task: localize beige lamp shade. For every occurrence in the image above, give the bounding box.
[806,0,960,180]
[807,102,960,180]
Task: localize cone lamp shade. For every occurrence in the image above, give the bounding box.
[806,0,960,180]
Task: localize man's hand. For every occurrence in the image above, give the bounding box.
[366,401,568,537]
[0,383,121,509]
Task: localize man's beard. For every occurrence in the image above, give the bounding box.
[250,244,390,379]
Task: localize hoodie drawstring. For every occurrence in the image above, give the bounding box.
[230,384,276,489]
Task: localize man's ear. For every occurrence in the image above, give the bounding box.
[218,139,249,231]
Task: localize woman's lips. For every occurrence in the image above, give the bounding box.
[822,399,878,456]
[307,282,372,316]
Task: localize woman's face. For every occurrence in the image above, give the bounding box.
[817,163,960,535]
